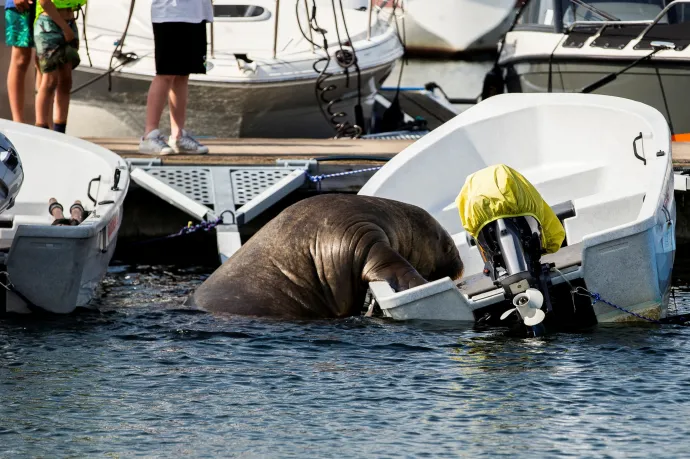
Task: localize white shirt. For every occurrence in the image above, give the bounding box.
[151,0,214,24]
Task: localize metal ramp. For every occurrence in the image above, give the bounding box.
[128,160,309,263]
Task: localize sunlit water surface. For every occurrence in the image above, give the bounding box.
[4,60,690,458]
[2,264,690,458]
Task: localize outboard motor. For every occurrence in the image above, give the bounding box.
[471,216,552,330]
[0,133,24,214]
[459,164,565,334]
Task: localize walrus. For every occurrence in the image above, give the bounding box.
[189,194,464,318]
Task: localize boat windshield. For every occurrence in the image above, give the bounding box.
[517,0,690,31]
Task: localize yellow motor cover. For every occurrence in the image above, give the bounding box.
[456,164,565,254]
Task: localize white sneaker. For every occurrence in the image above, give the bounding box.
[169,130,209,155]
[139,129,174,155]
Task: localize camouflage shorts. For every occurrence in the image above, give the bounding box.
[34,15,80,73]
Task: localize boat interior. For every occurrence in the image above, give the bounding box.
[0,122,128,249]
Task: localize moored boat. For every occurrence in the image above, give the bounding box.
[360,93,675,328]
[0,120,129,314]
[68,0,404,139]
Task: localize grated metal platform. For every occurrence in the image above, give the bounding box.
[128,161,309,263]
[139,165,299,209]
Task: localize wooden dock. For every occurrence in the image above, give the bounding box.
[85,137,690,167]
[85,137,413,165]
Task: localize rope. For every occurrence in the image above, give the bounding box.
[306,166,381,183]
[572,287,662,324]
[130,210,235,246]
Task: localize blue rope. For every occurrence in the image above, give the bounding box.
[575,287,661,324]
[306,166,382,183]
[130,210,235,246]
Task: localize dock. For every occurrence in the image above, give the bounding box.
[88,136,690,265]
[87,137,690,167]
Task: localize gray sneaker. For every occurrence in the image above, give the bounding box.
[139,129,174,155]
[169,130,209,155]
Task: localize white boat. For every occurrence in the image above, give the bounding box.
[68,0,404,139]
[360,93,676,327]
[0,120,130,314]
[389,0,518,55]
[493,0,690,140]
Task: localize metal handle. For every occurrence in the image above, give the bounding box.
[111,169,121,191]
[87,176,101,206]
[633,132,646,165]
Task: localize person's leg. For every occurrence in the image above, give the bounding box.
[52,64,72,133]
[35,70,58,128]
[166,22,208,154]
[69,200,84,224]
[144,74,175,136]
[7,46,32,122]
[48,198,64,219]
[5,6,35,123]
[168,75,189,140]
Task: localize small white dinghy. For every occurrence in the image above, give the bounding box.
[0,121,129,314]
[360,93,676,326]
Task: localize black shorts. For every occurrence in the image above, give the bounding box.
[152,21,208,76]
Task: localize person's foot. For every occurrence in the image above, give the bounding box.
[169,130,209,155]
[139,129,174,155]
[48,198,64,219]
[70,200,85,224]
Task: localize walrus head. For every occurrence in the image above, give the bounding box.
[397,203,464,283]
[358,197,464,294]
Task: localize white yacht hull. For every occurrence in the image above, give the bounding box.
[71,0,404,138]
[69,61,397,138]
[501,57,690,140]
[401,0,516,55]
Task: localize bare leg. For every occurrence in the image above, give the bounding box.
[35,70,59,127]
[48,198,64,220]
[70,200,84,223]
[143,74,175,136]
[7,47,33,123]
[169,75,189,139]
[53,64,73,128]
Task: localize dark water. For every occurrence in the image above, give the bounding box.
[3,265,690,458]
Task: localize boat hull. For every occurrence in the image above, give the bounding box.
[402,0,516,56]
[5,207,123,314]
[68,62,396,139]
[503,59,690,138]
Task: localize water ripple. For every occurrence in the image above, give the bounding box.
[1,264,690,458]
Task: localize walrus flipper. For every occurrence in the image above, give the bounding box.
[362,243,428,292]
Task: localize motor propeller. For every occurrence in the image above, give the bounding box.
[500,288,546,326]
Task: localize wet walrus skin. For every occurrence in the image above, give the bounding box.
[189,194,464,318]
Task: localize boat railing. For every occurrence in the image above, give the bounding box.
[273,0,281,58]
[565,20,654,35]
[564,0,690,44]
[635,0,690,41]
